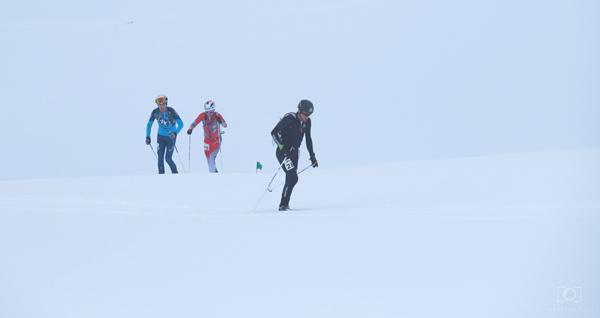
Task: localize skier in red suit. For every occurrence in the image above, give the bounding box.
[187,100,227,173]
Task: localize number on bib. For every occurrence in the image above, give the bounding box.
[283,157,295,171]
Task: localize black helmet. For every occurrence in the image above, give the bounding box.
[298,99,314,114]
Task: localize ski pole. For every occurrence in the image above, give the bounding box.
[188,135,192,173]
[218,126,224,172]
[149,143,158,160]
[253,165,283,210]
[266,165,283,192]
[253,162,313,210]
[269,164,314,191]
[266,156,298,192]
[297,163,314,175]
[174,145,187,173]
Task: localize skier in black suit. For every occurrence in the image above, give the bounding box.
[271,99,318,211]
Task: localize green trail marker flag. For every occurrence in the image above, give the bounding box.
[256,161,263,173]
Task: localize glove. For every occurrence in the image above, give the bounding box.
[145,136,151,145]
[169,132,177,139]
[187,128,193,135]
[310,156,318,168]
[217,117,223,124]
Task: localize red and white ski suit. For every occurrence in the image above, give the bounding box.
[191,111,226,172]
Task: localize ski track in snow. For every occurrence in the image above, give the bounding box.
[1,197,598,220]
[1,149,599,220]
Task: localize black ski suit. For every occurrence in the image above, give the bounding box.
[271,112,315,208]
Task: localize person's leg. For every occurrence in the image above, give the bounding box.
[165,136,178,173]
[157,135,167,174]
[207,147,219,173]
[276,148,299,209]
[280,169,298,208]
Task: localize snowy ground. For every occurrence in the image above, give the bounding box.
[1,148,598,317]
[2,0,597,316]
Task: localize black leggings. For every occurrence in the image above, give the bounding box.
[276,148,299,207]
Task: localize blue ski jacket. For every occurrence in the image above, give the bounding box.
[146,107,184,137]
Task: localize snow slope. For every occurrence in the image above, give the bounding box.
[1,149,598,317]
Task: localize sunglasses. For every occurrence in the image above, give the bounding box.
[156,97,167,104]
[301,111,311,117]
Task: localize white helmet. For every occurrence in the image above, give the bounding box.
[204,100,215,112]
[155,94,168,105]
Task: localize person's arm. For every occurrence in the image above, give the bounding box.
[187,114,204,134]
[305,119,314,158]
[146,110,156,137]
[271,114,293,147]
[171,110,184,136]
[146,110,156,144]
[191,114,205,129]
[305,119,317,167]
[146,121,153,138]
[174,118,184,134]
[217,113,227,128]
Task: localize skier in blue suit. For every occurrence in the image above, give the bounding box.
[145,94,184,174]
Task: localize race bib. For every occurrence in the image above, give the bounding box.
[283,157,295,171]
